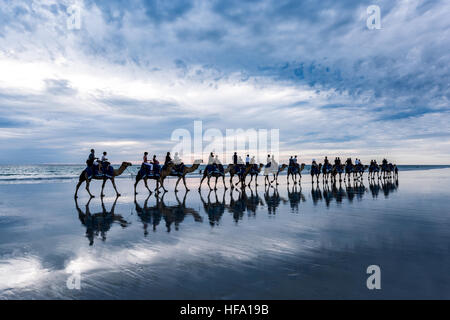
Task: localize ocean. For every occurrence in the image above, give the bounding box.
[0,164,449,184]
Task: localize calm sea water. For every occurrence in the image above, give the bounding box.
[0,164,449,184]
[0,167,449,299]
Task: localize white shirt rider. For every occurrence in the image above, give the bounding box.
[208,154,215,165]
[173,152,182,165]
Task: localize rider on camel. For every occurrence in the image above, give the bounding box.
[100,151,110,174]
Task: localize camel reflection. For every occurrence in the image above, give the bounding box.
[370,179,398,199]
[286,185,306,213]
[344,180,366,203]
[308,179,398,205]
[331,181,346,204]
[75,196,130,246]
[200,190,226,227]
[224,187,265,223]
[264,186,287,215]
[135,191,202,234]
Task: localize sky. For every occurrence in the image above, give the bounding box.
[0,0,449,164]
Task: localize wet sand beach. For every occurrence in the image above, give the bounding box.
[0,168,449,299]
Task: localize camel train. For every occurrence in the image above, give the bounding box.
[75,150,398,198]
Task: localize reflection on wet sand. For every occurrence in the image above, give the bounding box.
[75,180,399,245]
[286,185,306,212]
[199,190,226,226]
[135,191,203,234]
[310,179,399,206]
[75,196,130,246]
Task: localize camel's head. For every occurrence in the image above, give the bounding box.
[281,164,288,169]
[259,163,264,168]
[122,162,132,167]
[193,159,203,164]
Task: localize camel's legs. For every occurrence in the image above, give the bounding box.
[134,176,141,195]
[175,175,187,192]
[159,177,167,192]
[207,176,213,190]
[214,176,218,190]
[111,178,121,197]
[85,180,95,198]
[101,179,107,197]
[75,180,83,198]
[199,174,208,190]
[222,176,227,190]
[182,176,189,191]
[143,178,152,194]
[248,175,253,187]
[174,177,181,191]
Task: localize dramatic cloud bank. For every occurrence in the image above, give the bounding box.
[0,0,449,164]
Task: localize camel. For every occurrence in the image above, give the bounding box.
[263,162,284,186]
[267,164,288,186]
[198,164,231,191]
[226,164,253,188]
[353,164,369,180]
[321,163,333,182]
[287,163,306,185]
[225,164,240,188]
[75,162,132,198]
[344,163,354,181]
[310,163,322,184]
[331,164,344,183]
[134,163,175,195]
[368,163,381,180]
[158,159,203,192]
[241,163,265,188]
[381,162,395,179]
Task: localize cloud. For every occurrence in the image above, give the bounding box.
[0,0,449,164]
